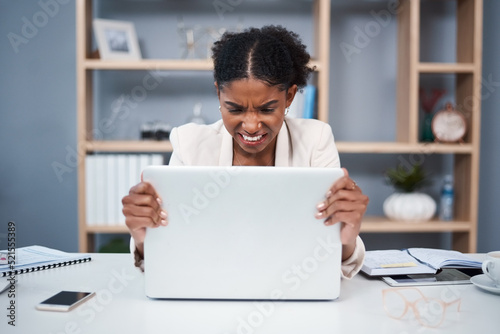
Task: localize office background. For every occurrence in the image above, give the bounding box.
[0,0,498,252]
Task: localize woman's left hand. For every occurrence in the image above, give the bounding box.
[315,168,369,260]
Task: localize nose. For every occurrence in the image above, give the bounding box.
[241,111,262,134]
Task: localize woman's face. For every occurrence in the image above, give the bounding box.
[217,78,297,157]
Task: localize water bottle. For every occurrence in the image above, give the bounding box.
[186,102,206,125]
[439,175,454,221]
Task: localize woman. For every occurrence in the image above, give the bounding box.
[122,25,369,278]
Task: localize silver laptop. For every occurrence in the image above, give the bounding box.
[143,166,344,300]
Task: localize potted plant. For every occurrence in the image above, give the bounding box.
[383,164,436,222]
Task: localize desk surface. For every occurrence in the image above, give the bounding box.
[1,254,498,334]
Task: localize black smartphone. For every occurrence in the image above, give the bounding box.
[35,291,96,312]
[382,268,483,287]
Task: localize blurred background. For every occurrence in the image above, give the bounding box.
[0,0,498,253]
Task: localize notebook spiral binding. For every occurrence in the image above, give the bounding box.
[1,257,92,277]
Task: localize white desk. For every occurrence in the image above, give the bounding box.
[1,254,498,334]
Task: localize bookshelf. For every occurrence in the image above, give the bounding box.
[76,0,482,253]
[387,0,482,253]
[76,0,332,252]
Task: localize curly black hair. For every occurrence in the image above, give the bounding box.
[211,25,313,91]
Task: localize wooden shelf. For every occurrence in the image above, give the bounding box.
[418,62,476,73]
[86,220,472,234]
[86,225,130,233]
[360,217,471,233]
[86,140,173,153]
[336,142,473,154]
[87,141,473,154]
[84,59,213,71]
[392,0,482,252]
[85,219,471,234]
[84,59,321,71]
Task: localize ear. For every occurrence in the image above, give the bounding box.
[214,82,221,99]
[286,84,298,108]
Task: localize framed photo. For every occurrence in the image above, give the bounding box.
[93,19,142,60]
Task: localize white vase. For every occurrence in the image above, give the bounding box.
[383,192,437,222]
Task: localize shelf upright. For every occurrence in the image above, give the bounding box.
[76,0,94,252]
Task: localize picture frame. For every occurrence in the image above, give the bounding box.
[93,19,142,60]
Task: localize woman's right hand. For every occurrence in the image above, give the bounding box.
[122,182,168,258]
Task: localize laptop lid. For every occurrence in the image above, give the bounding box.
[143,166,343,300]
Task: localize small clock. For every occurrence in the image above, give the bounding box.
[431,103,467,143]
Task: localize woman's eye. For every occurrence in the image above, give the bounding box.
[261,108,274,113]
[228,109,242,113]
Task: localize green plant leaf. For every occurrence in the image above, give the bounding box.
[385,164,429,193]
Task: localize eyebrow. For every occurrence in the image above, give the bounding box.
[224,100,280,110]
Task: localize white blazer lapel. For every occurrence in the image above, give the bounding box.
[275,120,291,167]
[219,125,234,166]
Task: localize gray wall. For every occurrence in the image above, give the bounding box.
[0,0,77,252]
[0,0,498,253]
[478,0,500,253]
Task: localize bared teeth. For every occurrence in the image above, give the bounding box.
[242,134,263,142]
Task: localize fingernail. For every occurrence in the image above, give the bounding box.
[324,219,332,226]
[160,211,167,219]
[315,211,324,219]
[316,202,326,210]
[157,197,163,205]
[161,219,168,226]
[325,190,332,198]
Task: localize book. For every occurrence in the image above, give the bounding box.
[361,248,482,276]
[85,155,97,226]
[0,245,91,277]
[106,154,118,224]
[94,154,106,225]
[286,85,316,119]
[302,85,317,119]
[116,154,128,225]
[85,154,164,226]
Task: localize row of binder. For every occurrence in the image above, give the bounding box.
[85,154,164,226]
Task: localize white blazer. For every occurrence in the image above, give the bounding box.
[132,118,365,279]
[169,117,340,167]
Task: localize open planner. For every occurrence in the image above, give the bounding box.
[361,248,482,277]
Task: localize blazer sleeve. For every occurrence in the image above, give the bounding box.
[129,129,181,271]
[341,236,365,279]
[168,127,185,166]
[311,122,341,168]
[309,122,365,278]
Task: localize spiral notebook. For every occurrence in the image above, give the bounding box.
[0,245,91,277]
